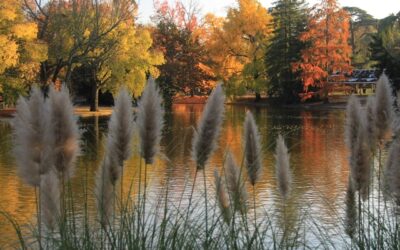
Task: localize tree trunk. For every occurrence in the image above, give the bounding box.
[90,83,99,112]
[255,92,261,102]
[321,86,329,103]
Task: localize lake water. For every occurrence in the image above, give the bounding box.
[0,104,351,247]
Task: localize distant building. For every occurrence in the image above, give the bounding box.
[328,69,379,95]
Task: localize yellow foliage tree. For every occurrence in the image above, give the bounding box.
[0,0,47,105]
[84,22,164,110]
[204,0,272,100]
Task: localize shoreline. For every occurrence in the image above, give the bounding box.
[0,106,116,118]
[0,95,367,118]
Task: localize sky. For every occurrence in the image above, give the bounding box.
[136,0,400,24]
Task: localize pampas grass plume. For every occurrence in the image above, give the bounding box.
[214,169,231,223]
[345,95,362,151]
[13,87,47,186]
[243,111,262,186]
[365,96,377,152]
[192,84,225,169]
[375,73,393,140]
[106,87,134,169]
[137,77,165,164]
[225,150,247,213]
[46,85,80,179]
[275,135,291,199]
[349,112,370,200]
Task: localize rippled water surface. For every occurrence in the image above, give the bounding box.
[0,104,351,247]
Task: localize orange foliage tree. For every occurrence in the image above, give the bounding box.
[294,0,352,100]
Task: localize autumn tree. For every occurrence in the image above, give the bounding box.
[265,0,308,103]
[205,0,272,101]
[152,0,215,107]
[0,0,47,105]
[294,0,352,101]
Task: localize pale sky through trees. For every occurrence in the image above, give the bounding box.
[137,0,400,24]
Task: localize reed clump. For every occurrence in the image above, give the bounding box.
[342,73,400,249]
[13,85,80,232]
[8,73,400,249]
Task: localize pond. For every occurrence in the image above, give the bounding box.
[0,104,351,247]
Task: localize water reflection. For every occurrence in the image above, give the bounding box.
[0,105,350,246]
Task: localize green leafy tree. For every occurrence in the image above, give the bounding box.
[371,13,400,88]
[25,0,135,88]
[73,23,164,111]
[344,7,378,68]
[265,0,308,103]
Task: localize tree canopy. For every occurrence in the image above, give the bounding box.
[265,0,308,103]
[204,0,273,100]
[0,0,47,104]
[294,0,352,100]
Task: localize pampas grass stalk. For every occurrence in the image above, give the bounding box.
[105,88,134,209]
[13,87,47,246]
[192,83,225,169]
[45,85,80,226]
[275,134,291,247]
[136,78,164,243]
[243,111,263,247]
[351,116,370,200]
[214,169,231,224]
[95,87,134,224]
[184,83,224,244]
[374,73,393,248]
[345,95,370,198]
[275,135,291,200]
[363,96,376,243]
[345,95,371,247]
